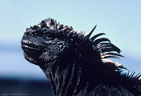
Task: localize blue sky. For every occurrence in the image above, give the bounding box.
[0,0,141,79]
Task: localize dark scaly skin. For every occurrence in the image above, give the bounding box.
[21,18,141,96]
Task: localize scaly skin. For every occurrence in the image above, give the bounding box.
[21,18,141,96]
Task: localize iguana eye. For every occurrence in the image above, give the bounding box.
[44,34,53,40]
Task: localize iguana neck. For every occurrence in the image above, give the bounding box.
[41,62,82,96]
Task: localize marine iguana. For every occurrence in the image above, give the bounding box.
[21,18,141,96]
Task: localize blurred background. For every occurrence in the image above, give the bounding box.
[0,0,141,96]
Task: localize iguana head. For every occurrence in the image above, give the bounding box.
[21,19,74,67]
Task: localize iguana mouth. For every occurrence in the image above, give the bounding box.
[21,40,43,59]
[21,39,43,52]
[22,44,41,52]
[22,43,43,64]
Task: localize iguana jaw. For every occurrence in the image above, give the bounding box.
[21,41,43,65]
[24,52,39,64]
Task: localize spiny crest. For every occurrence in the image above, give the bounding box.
[86,26,141,80]
[86,26,127,71]
[122,71,141,81]
[86,26,122,60]
[120,71,141,95]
